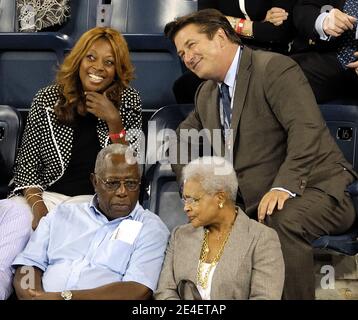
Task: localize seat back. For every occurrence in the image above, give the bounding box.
[311,104,358,255]
[108,0,197,113]
[319,104,358,171]
[110,0,198,34]
[144,104,194,231]
[0,33,73,110]
[0,105,22,198]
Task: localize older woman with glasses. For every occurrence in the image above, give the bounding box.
[154,156,285,300]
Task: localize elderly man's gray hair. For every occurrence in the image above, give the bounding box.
[95,144,142,177]
[182,156,238,201]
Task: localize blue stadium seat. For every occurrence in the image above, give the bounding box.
[144,104,194,231]
[124,34,183,111]
[110,0,197,34]
[0,105,22,199]
[311,104,358,255]
[109,0,197,112]
[0,32,73,110]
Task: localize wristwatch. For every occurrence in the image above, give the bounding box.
[61,290,73,300]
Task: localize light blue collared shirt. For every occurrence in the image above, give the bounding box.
[218,46,242,133]
[13,197,170,292]
[219,46,242,110]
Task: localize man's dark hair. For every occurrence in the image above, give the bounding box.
[164,9,241,45]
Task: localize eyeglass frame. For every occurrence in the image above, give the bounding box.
[95,174,141,192]
[181,195,204,206]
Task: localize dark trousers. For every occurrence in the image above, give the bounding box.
[291,51,358,104]
[266,186,356,300]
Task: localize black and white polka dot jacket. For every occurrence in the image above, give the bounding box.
[11,84,142,195]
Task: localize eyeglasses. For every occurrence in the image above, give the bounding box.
[95,175,140,192]
[181,195,203,206]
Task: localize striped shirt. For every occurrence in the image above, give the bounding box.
[0,199,31,300]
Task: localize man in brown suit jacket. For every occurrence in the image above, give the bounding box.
[165,9,357,299]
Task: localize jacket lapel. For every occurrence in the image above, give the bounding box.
[179,226,205,285]
[231,46,252,151]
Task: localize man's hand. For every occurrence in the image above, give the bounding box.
[347,51,358,74]
[258,190,290,223]
[28,289,61,300]
[85,91,121,125]
[323,8,356,37]
[264,7,288,26]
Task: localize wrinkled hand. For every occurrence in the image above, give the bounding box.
[347,51,358,74]
[264,7,288,26]
[85,91,121,124]
[258,190,290,223]
[323,8,356,37]
[29,289,61,300]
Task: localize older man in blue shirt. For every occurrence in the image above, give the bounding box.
[13,144,170,300]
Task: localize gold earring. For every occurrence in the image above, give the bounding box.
[219,203,224,209]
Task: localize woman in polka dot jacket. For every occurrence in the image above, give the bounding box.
[7,27,143,229]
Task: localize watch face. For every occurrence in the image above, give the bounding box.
[61,290,72,300]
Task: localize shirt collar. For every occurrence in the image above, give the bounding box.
[89,194,140,223]
[219,46,242,92]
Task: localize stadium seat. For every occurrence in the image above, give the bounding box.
[0,32,73,111]
[110,0,198,34]
[144,104,194,231]
[0,105,22,199]
[311,104,358,255]
[109,0,197,113]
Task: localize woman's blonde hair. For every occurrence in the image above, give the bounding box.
[55,27,135,124]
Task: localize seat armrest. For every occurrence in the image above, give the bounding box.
[347,180,358,196]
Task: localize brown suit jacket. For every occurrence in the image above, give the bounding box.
[154,210,285,300]
[172,46,356,216]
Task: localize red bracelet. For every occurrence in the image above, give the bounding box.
[235,18,245,34]
[109,129,126,141]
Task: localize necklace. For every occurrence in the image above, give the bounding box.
[196,228,231,289]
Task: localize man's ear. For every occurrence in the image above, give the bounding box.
[90,173,97,190]
[216,28,228,46]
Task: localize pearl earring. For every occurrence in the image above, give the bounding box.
[219,203,224,209]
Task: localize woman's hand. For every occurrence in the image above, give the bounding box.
[31,202,48,230]
[24,188,48,230]
[85,91,121,126]
[264,7,288,26]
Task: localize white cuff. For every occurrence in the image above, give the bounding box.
[315,12,331,41]
[271,187,296,198]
